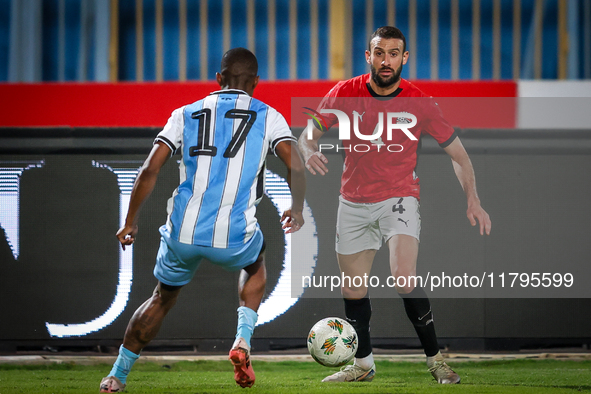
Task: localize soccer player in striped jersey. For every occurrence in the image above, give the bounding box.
[100,48,305,392]
[299,27,491,385]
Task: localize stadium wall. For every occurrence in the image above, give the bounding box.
[0,80,517,127]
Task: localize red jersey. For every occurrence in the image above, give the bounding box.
[318,75,456,203]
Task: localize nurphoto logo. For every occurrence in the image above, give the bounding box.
[302,107,418,153]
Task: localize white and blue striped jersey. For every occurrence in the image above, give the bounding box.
[154,89,296,248]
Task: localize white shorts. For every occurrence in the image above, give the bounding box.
[335,195,421,255]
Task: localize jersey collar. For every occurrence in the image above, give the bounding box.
[210,89,249,96]
[365,74,404,99]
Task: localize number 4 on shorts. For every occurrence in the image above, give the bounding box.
[392,198,405,214]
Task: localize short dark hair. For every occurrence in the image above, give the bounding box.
[220,47,258,78]
[368,26,407,52]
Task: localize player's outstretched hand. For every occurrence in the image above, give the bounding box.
[305,151,329,176]
[281,209,304,234]
[467,203,491,236]
[116,224,138,250]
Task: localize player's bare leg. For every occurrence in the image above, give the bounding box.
[123,282,182,353]
[100,282,182,392]
[387,234,419,294]
[230,252,266,388]
[388,235,460,384]
[322,250,377,382]
[238,252,266,311]
[337,250,376,299]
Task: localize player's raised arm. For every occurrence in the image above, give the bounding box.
[443,137,491,236]
[297,125,329,176]
[275,140,306,233]
[116,141,172,249]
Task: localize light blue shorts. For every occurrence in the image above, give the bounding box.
[154,225,265,287]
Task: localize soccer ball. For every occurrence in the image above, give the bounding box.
[307,317,358,367]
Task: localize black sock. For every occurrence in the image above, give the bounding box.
[400,287,440,357]
[344,297,372,358]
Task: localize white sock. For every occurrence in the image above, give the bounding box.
[354,353,374,370]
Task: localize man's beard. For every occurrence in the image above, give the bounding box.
[370,62,403,88]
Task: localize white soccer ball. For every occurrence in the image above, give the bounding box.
[307,317,358,367]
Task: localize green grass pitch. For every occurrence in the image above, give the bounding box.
[1,359,590,393]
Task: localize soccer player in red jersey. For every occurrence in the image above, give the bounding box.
[298,26,491,384]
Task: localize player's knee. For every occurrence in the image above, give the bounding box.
[243,255,265,277]
[392,272,417,294]
[155,283,182,307]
